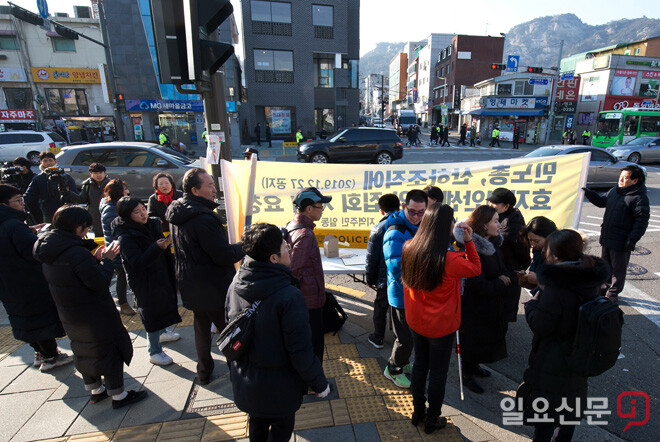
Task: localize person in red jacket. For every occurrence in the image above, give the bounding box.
[402,203,481,434]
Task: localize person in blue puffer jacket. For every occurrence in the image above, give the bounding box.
[381,189,427,389]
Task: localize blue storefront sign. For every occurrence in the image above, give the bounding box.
[125,99,204,112]
[226,101,237,112]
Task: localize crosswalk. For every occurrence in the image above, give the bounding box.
[579,211,660,237]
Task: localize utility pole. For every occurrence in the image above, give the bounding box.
[544,39,563,145]
[96,0,126,140]
[381,74,385,121]
[9,14,43,130]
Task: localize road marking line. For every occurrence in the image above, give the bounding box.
[326,284,366,298]
[620,283,660,330]
[655,273,660,278]
[580,222,602,227]
[587,216,602,220]
[579,228,600,234]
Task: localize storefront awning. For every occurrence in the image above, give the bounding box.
[463,108,544,116]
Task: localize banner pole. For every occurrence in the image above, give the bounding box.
[572,152,591,229]
[244,154,258,231]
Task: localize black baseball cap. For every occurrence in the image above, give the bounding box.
[487,188,516,206]
[293,187,332,209]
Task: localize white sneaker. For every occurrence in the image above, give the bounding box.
[159,330,181,344]
[33,352,45,367]
[40,352,74,372]
[149,351,173,366]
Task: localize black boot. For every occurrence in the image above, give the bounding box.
[411,407,426,426]
[463,375,484,394]
[473,365,491,378]
[424,416,447,434]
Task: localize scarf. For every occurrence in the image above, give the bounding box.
[156,189,174,206]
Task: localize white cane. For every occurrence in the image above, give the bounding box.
[456,330,465,400]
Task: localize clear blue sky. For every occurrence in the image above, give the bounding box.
[6,0,660,57]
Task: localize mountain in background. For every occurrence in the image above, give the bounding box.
[360,15,660,81]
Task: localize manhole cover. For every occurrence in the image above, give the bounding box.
[627,263,647,276]
[631,246,651,256]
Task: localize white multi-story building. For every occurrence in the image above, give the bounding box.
[411,34,454,125]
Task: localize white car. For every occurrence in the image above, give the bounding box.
[0,130,68,165]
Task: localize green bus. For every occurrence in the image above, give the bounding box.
[593,108,660,147]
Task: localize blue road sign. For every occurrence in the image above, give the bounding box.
[528,78,549,85]
[36,0,49,19]
[565,115,575,129]
[561,72,574,81]
[506,55,519,73]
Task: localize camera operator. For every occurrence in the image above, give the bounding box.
[24,152,79,223]
[11,157,36,193]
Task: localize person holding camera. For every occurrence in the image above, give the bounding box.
[79,163,109,237]
[23,152,79,223]
[11,157,36,193]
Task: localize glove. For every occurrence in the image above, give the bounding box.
[582,187,590,193]
[624,240,636,251]
[316,383,331,398]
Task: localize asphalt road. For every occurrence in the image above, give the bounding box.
[317,149,660,442]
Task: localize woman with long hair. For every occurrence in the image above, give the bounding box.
[402,203,481,434]
[518,216,558,292]
[100,179,134,315]
[147,173,183,232]
[457,205,516,394]
[521,229,609,441]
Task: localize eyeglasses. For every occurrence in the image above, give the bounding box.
[311,204,325,210]
[406,208,425,217]
[8,196,24,204]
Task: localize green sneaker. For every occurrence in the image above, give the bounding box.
[403,363,412,375]
[384,366,411,388]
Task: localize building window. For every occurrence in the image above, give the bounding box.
[313,54,334,88]
[52,38,76,52]
[514,80,534,95]
[315,108,334,133]
[348,60,358,88]
[45,88,89,116]
[0,36,19,50]
[634,48,641,55]
[4,88,32,109]
[497,84,512,95]
[250,1,292,36]
[254,49,294,83]
[313,4,333,39]
[265,106,296,135]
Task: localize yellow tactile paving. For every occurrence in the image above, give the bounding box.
[120,314,146,332]
[176,307,195,328]
[324,332,341,345]
[419,417,464,441]
[345,395,391,424]
[383,394,415,420]
[369,374,411,396]
[68,431,115,441]
[334,375,376,398]
[325,283,366,298]
[113,423,160,441]
[294,401,334,430]
[201,412,248,441]
[326,343,360,360]
[342,357,382,376]
[376,420,423,441]
[330,399,351,426]
[157,418,205,441]
[322,359,349,378]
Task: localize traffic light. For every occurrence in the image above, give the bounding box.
[527,67,543,73]
[491,63,506,70]
[150,0,234,84]
[10,4,44,26]
[54,23,79,40]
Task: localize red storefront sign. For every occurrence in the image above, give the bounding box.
[603,95,660,111]
[555,77,581,102]
[642,71,660,79]
[0,109,36,123]
[615,69,638,77]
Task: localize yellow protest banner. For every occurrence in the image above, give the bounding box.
[221,154,590,248]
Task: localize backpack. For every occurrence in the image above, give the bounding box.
[566,296,624,377]
[217,300,261,362]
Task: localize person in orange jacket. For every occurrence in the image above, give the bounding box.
[402,203,481,434]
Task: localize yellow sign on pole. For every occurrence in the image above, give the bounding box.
[31,67,101,83]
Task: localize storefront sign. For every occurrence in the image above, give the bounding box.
[271,110,292,134]
[565,115,575,129]
[592,55,610,70]
[0,109,36,123]
[0,67,27,82]
[578,112,594,126]
[615,70,638,77]
[554,101,577,114]
[226,101,237,112]
[643,71,660,79]
[626,60,659,67]
[603,95,660,111]
[555,78,580,102]
[485,97,548,109]
[611,76,636,96]
[99,64,111,103]
[124,99,204,112]
[31,67,101,83]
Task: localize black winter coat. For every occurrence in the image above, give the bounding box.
[147,190,183,232]
[0,205,64,343]
[33,229,133,377]
[521,256,609,422]
[23,171,79,223]
[456,230,513,363]
[584,182,650,251]
[79,176,109,237]
[113,217,181,333]
[165,194,244,312]
[498,207,531,321]
[226,257,328,418]
[365,212,393,289]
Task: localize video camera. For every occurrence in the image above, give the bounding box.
[44,166,69,194]
[0,162,22,186]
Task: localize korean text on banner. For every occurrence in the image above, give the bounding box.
[221,154,590,248]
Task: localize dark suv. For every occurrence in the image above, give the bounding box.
[297,128,404,164]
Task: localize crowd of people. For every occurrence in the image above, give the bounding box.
[0,148,650,441]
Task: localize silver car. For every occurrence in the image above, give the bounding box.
[524,145,644,188]
[607,137,660,164]
[56,142,198,200]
